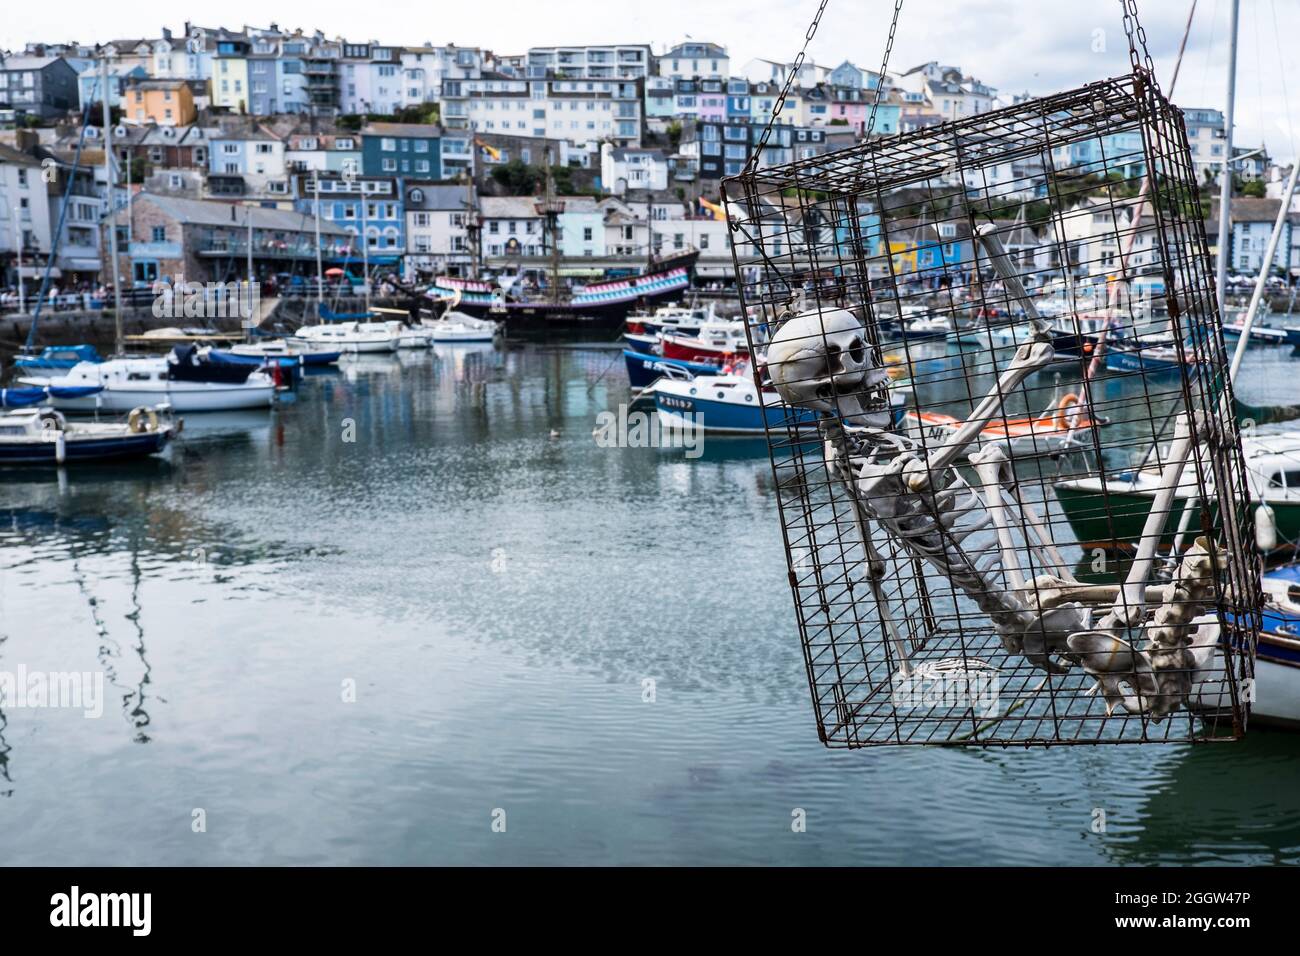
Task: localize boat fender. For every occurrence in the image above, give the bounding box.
[1256,503,1278,552]
[55,431,66,465]
[128,407,159,433]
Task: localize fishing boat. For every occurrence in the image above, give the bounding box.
[11,344,103,371]
[623,349,731,389]
[652,372,821,434]
[653,365,912,435]
[626,301,716,336]
[905,393,1099,456]
[422,311,500,343]
[659,319,750,363]
[0,405,175,465]
[1053,428,1300,552]
[623,331,660,354]
[1223,320,1289,344]
[895,313,951,341]
[428,248,699,333]
[291,320,401,353]
[1103,341,1203,375]
[19,354,276,412]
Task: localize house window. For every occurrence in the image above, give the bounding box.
[151,226,166,242]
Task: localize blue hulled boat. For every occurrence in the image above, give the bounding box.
[1,385,105,408]
[623,349,725,389]
[12,345,102,371]
[0,406,174,465]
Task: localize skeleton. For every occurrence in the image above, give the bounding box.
[763,227,1229,721]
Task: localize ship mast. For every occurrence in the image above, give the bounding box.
[534,147,564,304]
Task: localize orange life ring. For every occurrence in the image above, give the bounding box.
[1053,393,1082,431]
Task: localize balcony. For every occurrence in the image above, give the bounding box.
[197,236,355,259]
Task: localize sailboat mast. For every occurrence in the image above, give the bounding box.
[100,52,124,355]
[1214,0,1240,318]
[361,178,371,313]
[313,167,323,315]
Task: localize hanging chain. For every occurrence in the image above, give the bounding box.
[865,0,905,140]
[1119,0,1160,91]
[746,0,829,173]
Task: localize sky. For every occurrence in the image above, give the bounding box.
[4,0,1296,161]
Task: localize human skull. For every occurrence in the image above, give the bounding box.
[765,307,890,427]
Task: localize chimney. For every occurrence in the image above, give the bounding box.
[14,129,40,153]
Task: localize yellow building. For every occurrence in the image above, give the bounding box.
[212,55,249,113]
[123,80,196,126]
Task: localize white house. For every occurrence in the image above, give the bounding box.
[404,182,473,278]
[657,42,729,81]
[600,144,668,195]
[0,143,54,288]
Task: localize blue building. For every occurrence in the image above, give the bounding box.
[360,122,442,180]
[725,79,750,122]
[294,172,405,265]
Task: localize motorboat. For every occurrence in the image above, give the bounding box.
[0,404,175,465]
[1054,427,1300,553]
[224,339,342,366]
[422,311,500,343]
[659,319,751,363]
[291,320,401,353]
[626,301,717,337]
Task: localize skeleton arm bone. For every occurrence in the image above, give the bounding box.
[906,340,1056,490]
[975,224,1053,339]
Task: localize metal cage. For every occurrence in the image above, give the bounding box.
[722,70,1260,747]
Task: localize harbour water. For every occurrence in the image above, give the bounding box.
[2,339,1299,865]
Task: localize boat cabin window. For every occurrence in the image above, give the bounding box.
[127,372,154,381]
[1266,469,1300,490]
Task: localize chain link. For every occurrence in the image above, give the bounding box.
[1119,0,1160,91]
[865,0,905,140]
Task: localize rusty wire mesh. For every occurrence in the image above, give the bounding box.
[722,71,1260,746]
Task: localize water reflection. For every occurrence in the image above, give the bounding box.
[0,342,1297,864]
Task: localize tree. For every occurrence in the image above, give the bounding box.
[1241,179,1266,198]
[490,159,542,195]
[666,120,683,150]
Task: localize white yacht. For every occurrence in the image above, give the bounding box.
[19,357,276,412]
[291,321,401,353]
[423,311,501,343]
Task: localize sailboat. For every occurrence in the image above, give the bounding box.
[1050,0,1300,726]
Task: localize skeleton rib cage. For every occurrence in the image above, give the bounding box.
[722,71,1261,746]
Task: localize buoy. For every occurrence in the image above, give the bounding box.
[1256,503,1278,552]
